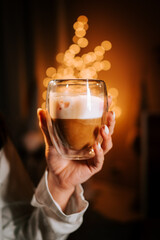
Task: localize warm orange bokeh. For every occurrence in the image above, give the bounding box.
[40,15,121,118]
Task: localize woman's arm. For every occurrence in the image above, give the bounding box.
[1,96,115,239]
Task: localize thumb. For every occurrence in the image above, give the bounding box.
[37,108,52,146]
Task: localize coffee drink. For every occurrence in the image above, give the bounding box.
[49,94,104,151]
[46,79,107,160]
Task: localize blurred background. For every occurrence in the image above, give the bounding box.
[0,0,160,239]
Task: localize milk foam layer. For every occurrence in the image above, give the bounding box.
[49,93,104,119]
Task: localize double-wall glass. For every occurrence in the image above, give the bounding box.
[46,79,108,160]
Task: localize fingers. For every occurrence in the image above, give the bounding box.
[105,96,115,135]
[100,107,116,154]
[106,111,116,135]
[100,125,113,154]
[92,142,104,172]
[37,108,52,146]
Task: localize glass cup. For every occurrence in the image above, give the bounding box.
[46,79,108,160]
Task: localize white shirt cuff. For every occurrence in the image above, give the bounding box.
[31,170,89,223]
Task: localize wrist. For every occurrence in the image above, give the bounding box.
[47,170,75,212]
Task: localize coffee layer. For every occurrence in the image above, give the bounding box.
[52,118,102,150]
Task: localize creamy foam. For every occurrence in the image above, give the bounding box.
[49,93,104,119]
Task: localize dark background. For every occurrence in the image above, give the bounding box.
[0,0,160,239]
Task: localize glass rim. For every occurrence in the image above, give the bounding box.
[48,78,106,85]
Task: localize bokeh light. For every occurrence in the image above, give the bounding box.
[69,44,80,54]
[72,35,79,43]
[110,106,122,118]
[42,15,121,118]
[77,15,88,23]
[101,40,112,51]
[46,67,56,77]
[101,60,111,70]
[42,90,47,100]
[108,88,119,98]
[75,29,86,38]
[94,46,105,56]
[77,38,88,48]
[43,77,51,87]
[56,53,64,63]
[73,21,84,30]
[84,23,89,31]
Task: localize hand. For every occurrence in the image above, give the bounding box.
[37,96,115,211]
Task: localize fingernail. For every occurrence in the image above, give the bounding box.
[112,111,115,120]
[97,142,101,149]
[104,125,109,135]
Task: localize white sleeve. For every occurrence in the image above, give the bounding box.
[1,144,88,240]
[31,170,89,240]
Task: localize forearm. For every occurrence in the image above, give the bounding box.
[31,170,89,239]
[48,170,75,212]
[2,171,88,240]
